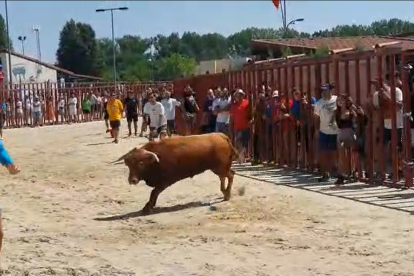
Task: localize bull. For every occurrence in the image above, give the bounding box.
[112,133,238,215]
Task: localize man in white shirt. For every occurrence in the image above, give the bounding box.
[314,83,338,182]
[143,92,167,141]
[161,91,181,137]
[68,93,78,124]
[212,88,231,135]
[32,96,43,127]
[90,92,98,120]
[372,72,404,175]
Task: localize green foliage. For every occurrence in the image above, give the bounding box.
[310,45,330,58]
[354,41,366,52]
[281,46,292,57]
[55,18,414,81]
[0,14,12,50]
[56,19,102,77]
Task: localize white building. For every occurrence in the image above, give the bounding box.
[195,57,251,76]
[0,49,103,85]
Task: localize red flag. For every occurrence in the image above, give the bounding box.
[272,0,280,10]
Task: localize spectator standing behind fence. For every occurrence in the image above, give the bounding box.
[68,93,78,124]
[90,92,98,121]
[334,94,357,185]
[139,89,150,137]
[82,95,92,122]
[15,97,23,128]
[57,96,65,124]
[124,90,139,137]
[161,91,181,137]
[32,96,43,128]
[230,89,251,164]
[182,86,199,136]
[212,88,231,135]
[290,89,316,165]
[372,72,404,179]
[25,96,32,126]
[314,83,338,182]
[144,92,167,141]
[46,95,55,124]
[106,92,123,144]
[201,89,216,134]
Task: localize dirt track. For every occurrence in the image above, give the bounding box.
[0,120,414,276]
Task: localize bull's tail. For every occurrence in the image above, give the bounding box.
[218,133,239,161]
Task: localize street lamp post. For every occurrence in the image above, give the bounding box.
[96,7,128,90]
[4,0,13,85]
[279,0,304,37]
[18,36,26,55]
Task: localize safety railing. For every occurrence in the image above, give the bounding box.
[173,43,413,189]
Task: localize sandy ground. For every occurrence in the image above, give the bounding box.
[0,119,414,276]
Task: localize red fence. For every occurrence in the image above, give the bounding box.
[0,81,172,127]
[173,43,414,189]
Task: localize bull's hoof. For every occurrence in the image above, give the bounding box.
[141,205,153,216]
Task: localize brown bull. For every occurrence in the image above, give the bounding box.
[112,133,238,215]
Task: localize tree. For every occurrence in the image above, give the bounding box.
[56,19,102,76]
[156,53,197,80]
[0,14,12,50]
[55,18,414,81]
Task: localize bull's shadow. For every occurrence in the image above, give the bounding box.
[94,199,221,221]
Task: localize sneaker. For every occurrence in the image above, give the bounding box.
[318,175,330,183]
[334,175,345,186]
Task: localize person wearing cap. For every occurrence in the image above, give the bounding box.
[230,89,251,164]
[314,83,338,182]
[106,92,124,143]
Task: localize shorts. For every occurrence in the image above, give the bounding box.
[127,114,138,123]
[383,128,403,150]
[150,124,167,139]
[33,111,42,120]
[104,111,109,120]
[216,122,229,134]
[337,128,356,148]
[82,109,90,114]
[167,120,176,135]
[235,128,250,149]
[58,107,65,116]
[318,132,338,153]
[185,113,196,124]
[110,120,121,130]
[69,108,77,117]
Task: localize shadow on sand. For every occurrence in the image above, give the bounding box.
[233,163,414,215]
[94,199,223,221]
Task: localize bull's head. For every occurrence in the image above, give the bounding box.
[112,147,160,185]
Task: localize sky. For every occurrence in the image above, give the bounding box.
[1,1,414,64]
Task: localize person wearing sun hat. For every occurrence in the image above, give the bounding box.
[314,83,338,182]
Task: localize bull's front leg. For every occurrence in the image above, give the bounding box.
[142,186,166,215]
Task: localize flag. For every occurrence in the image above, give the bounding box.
[272,0,280,10]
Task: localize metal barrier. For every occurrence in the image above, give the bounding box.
[0,81,172,128]
[173,44,414,189]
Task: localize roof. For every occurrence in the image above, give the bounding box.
[251,36,414,51]
[0,48,103,81]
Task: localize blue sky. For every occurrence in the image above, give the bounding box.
[1,1,414,63]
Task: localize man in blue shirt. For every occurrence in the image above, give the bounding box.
[290,88,316,156]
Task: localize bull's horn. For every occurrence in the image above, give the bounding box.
[111,152,129,164]
[143,150,160,163]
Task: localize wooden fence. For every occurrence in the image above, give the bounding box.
[0,81,172,127]
[173,42,414,189]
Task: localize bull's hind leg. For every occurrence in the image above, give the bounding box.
[213,167,235,201]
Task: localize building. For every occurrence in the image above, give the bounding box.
[195,57,251,76]
[0,48,103,85]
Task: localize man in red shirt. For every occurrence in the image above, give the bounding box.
[230,89,251,164]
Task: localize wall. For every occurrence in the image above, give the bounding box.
[195,57,251,75]
[0,53,58,84]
